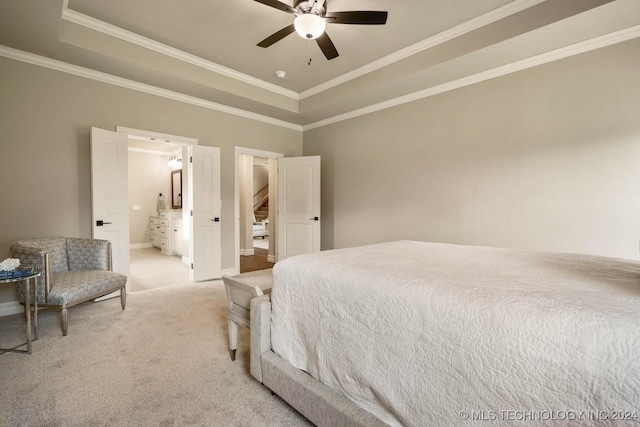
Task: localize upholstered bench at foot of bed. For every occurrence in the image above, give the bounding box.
[222,269,272,361]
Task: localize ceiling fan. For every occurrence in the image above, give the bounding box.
[254,0,388,60]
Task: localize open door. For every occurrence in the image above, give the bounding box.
[188,145,221,281]
[90,127,130,293]
[277,156,321,260]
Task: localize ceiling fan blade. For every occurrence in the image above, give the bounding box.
[253,0,297,14]
[316,32,339,60]
[325,11,388,25]
[257,24,296,48]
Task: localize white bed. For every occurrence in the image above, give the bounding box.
[269,241,640,426]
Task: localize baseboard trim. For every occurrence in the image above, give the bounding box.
[240,248,255,256]
[0,300,22,317]
[267,255,276,263]
[182,256,189,265]
[130,243,153,249]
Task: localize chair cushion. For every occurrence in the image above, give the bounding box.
[49,270,127,306]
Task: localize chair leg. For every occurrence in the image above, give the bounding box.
[60,308,68,336]
[228,319,238,361]
[120,287,126,310]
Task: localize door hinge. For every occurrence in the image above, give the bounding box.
[191,263,194,269]
[190,156,193,163]
[191,210,193,216]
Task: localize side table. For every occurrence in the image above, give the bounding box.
[0,271,40,354]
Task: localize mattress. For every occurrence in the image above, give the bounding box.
[271,241,640,427]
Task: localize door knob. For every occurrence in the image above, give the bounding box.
[96,220,112,226]
[309,216,320,221]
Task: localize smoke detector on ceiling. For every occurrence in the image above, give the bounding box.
[275,70,287,79]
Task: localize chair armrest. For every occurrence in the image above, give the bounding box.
[10,243,46,259]
[66,238,110,271]
[10,243,49,303]
[250,295,272,383]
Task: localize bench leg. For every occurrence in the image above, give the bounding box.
[121,287,126,310]
[61,308,68,336]
[228,318,238,361]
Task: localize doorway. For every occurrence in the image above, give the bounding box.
[234,147,283,273]
[126,134,192,291]
[240,155,273,273]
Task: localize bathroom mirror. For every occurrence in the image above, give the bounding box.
[171,170,182,209]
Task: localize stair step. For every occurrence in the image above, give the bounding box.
[254,199,269,222]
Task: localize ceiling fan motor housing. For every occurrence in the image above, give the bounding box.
[294,0,326,17]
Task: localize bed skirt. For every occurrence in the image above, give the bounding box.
[250,296,388,427]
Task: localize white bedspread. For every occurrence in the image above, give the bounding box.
[271,241,640,427]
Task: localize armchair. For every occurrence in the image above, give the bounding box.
[10,237,127,336]
[253,215,267,239]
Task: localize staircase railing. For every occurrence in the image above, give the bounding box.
[253,184,268,211]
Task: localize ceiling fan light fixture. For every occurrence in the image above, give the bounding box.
[294,14,326,40]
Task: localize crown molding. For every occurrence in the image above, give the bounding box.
[299,0,547,99]
[61,8,300,101]
[2,22,638,134]
[303,24,640,131]
[0,45,303,131]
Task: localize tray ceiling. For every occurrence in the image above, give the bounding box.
[0,0,638,128]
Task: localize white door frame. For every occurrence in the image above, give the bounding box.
[116,127,198,147]
[234,146,283,275]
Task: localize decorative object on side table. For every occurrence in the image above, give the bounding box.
[0,258,33,278]
[0,257,20,271]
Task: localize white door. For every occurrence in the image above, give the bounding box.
[90,127,130,293]
[188,145,221,281]
[277,156,321,260]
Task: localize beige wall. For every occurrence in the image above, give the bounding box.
[304,39,640,260]
[0,57,302,304]
[128,150,172,244]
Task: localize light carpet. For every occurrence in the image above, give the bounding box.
[129,248,189,293]
[0,281,312,426]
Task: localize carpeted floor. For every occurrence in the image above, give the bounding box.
[0,281,312,426]
[130,248,189,292]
